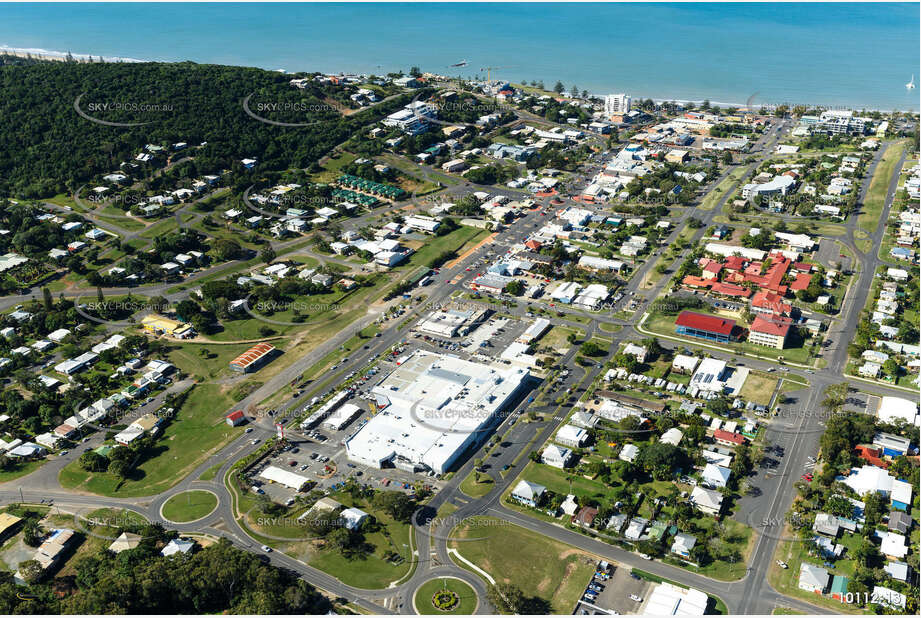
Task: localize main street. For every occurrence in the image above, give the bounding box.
[0,111,912,615]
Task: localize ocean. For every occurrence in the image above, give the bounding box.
[0,2,918,110]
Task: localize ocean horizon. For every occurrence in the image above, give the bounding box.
[1,2,918,111]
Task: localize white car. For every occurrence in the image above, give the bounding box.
[245,427,253,433]
[629,595,643,603]
[261,545,272,552]
[776,560,788,569]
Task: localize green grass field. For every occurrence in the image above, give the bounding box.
[459,470,494,498]
[58,384,237,497]
[769,526,870,615]
[449,516,595,614]
[858,141,905,235]
[738,371,779,406]
[699,167,749,211]
[414,578,478,615]
[520,461,617,503]
[0,459,44,483]
[161,490,218,522]
[307,495,414,589]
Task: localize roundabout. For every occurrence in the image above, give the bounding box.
[413,577,478,615]
[160,490,219,523]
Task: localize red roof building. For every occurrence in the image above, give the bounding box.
[723,255,747,272]
[711,282,753,298]
[229,342,276,373]
[749,315,792,349]
[790,273,812,292]
[675,311,737,342]
[525,239,542,251]
[702,262,723,279]
[751,290,792,316]
[681,275,712,289]
[225,410,246,426]
[854,445,888,469]
[792,262,813,273]
[713,429,745,446]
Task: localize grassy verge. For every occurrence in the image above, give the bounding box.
[199,461,224,481]
[458,470,494,499]
[858,141,905,235]
[699,167,749,211]
[0,459,44,483]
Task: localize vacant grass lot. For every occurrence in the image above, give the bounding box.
[58,384,236,497]
[520,461,616,503]
[449,516,595,614]
[738,371,779,406]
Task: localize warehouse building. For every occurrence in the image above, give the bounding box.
[229,342,276,373]
[344,351,529,474]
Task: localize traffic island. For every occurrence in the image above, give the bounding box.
[413,577,478,615]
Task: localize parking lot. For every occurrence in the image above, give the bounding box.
[574,560,652,615]
[247,378,446,505]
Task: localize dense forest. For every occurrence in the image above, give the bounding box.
[0,61,416,197]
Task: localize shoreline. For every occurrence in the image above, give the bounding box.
[0,44,906,113]
[0,45,144,63]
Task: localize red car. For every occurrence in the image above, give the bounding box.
[801,474,813,481]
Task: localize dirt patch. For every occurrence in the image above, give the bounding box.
[558,548,584,561]
[445,232,496,269]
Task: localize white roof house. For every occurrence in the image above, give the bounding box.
[883,561,909,582]
[701,450,733,467]
[511,480,546,505]
[670,533,697,557]
[622,343,648,363]
[619,443,639,462]
[880,532,908,559]
[672,354,700,373]
[659,428,683,446]
[798,563,829,593]
[555,423,588,448]
[340,507,368,531]
[161,538,195,557]
[701,463,731,488]
[877,396,918,425]
[570,410,597,429]
[871,585,906,610]
[842,465,913,508]
[689,487,723,515]
[542,444,574,468]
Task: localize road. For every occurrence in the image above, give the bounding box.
[0,108,913,615]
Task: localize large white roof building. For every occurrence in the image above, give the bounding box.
[345,351,529,474]
[644,582,708,615]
